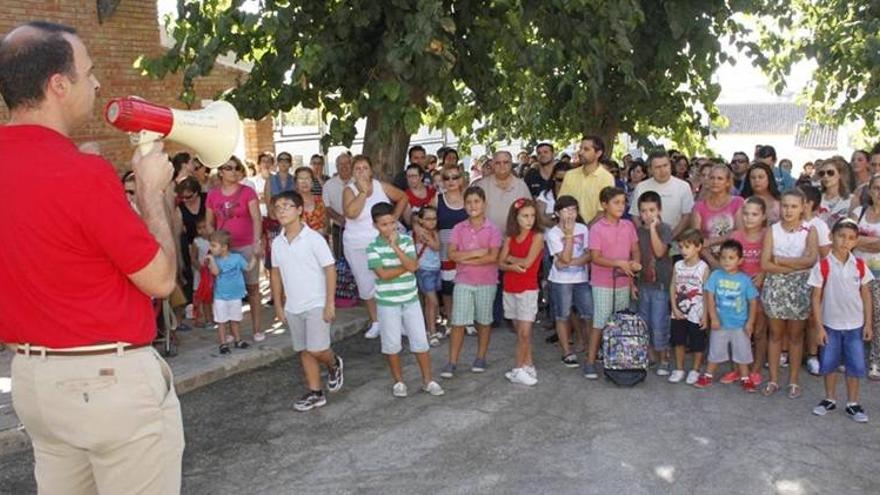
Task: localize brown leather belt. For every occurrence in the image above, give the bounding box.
[15,342,151,357]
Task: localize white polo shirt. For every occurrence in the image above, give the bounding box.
[321,175,352,220]
[807,253,874,329]
[271,225,336,314]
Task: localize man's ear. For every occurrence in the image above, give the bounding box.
[46,72,69,98]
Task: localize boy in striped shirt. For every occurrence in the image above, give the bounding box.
[367,202,445,398]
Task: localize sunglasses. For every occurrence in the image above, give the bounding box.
[818,169,836,177]
[443,175,461,181]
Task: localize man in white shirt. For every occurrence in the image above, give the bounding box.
[629,151,694,246]
[322,152,353,258]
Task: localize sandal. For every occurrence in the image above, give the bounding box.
[762,381,779,397]
[787,383,802,399]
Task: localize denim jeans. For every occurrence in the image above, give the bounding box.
[638,285,671,351]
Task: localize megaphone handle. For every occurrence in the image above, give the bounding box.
[130,130,164,156]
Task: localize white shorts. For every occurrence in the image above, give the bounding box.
[343,243,376,300]
[377,300,430,355]
[503,290,539,322]
[213,299,243,323]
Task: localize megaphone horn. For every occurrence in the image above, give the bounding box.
[104,97,242,168]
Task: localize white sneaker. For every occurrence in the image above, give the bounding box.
[392,381,408,397]
[685,370,700,385]
[524,365,537,379]
[656,362,671,377]
[869,364,880,381]
[465,325,477,336]
[365,322,380,339]
[253,331,266,343]
[807,356,820,376]
[422,381,445,396]
[507,368,538,386]
[780,352,789,368]
[668,369,686,383]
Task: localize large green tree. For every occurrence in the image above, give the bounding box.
[754,0,880,140]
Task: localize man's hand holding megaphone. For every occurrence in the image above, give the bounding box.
[131,141,173,200]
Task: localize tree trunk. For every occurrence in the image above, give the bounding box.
[582,100,619,156]
[362,109,411,182]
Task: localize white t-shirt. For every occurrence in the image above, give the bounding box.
[321,175,352,221]
[546,223,589,284]
[807,253,874,329]
[806,216,831,247]
[853,206,880,277]
[628,177,694,228]
[193,237,211,266]
[271,225,336,314]
[252,175,268,217]
[673,259,709,324]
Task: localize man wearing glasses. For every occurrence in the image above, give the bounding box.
[0,22,183,493]
[730,151,751,195]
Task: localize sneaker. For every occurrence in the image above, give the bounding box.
[741,378,757,393]
[720,371,740,384]
[422,381,445,396]
[668,369,686,383]
[471,358,487,373]
[508,367,538,386]
[440,363,456,379]
[253,332,266,343]
[845,404,869,423]
[561,354,579,368]
[524,365,537,379]
[812,399,837,416]
[465,325,477,336]
[176,323,192,332]
[392,381,408,398]
[694,374,713,388]
[219,343,231,355]
[429,335,441,347]
[327,355,344,392]
[869,364,880,381]
[806,356,820,376]
[234,340,251,349]
[364,322,380,339]
[293,391,327,412]
[656,362,671,377]
[686,370,700,385]
[780,352,789,368]
[749,371,763,386]
[582,363,598,380]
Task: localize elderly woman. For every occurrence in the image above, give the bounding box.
[342,155,408,338]
[692,164,744,267]
[205,156,265,342]
[818,156,851,228]
[295,166,328,235]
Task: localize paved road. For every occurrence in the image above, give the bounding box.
[2,327,879,494]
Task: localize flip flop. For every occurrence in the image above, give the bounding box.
[787,383,802,399]
[762,381,779,397]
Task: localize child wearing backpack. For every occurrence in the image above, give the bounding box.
[809,219,873,422]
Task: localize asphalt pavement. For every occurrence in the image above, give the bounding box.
[2,326,879,494]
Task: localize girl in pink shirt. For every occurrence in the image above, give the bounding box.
[583,187,641,377]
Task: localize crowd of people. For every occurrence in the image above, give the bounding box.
[162,137,880,420]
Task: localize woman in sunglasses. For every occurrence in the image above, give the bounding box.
[430,163,469,331]
[205,155,265,343]
[818,157,851,228]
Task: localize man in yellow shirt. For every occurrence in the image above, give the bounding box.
[559,136,615,223]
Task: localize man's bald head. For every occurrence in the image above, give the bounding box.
[0,21,78,110]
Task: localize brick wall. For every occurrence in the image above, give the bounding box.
[0,1,275,172]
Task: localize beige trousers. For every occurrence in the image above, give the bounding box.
[11,346,184,495]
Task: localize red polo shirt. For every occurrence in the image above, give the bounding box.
[0,125,159,347]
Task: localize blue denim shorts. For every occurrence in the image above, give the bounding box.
[549,281,593,321]
[416,269,442,293]
[819,326,867,378]
[638,285,671,351]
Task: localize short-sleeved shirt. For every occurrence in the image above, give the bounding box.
[694,196,744,240]
[807,254,874,329]
[367,233,419,306]
[674,259,710,324]
[807,216,831,248]
[214,253,248,300]
[321,175,352,220]
[472,175,532,231]
[0,125,159,347]
[206,185,259,248]
[546,224,590,284]
[524,167,554,198]
[628,177,695,230]
[773,166,796,193]
[272,225,335,313]
[819,196,851,229]
[705,270,758,330]
[730,230,765,277]
[853,207,880,277]
[589,217,638,288]
[559,165,615,223]
[637,222,673,288]
[449,219,503,285]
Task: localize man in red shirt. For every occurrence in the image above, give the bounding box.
[0,22,183,494]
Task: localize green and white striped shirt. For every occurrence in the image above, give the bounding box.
[367,233,418,306]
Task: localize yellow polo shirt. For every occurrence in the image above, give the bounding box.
[558,165,615,223]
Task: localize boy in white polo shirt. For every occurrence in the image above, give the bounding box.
[271,191,344,412]
[808,219,873,423]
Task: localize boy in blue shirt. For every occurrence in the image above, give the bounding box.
[207,230,257,354]
[695,239,758,392]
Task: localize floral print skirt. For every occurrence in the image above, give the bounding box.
[762,271,811,320]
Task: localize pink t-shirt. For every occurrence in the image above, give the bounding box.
[730,230,765,277]
[450,219,502,286]
[694,196,744,240]
[589,217,638,288]
[206,185,259,248]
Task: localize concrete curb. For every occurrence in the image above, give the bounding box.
[0,310,370,455]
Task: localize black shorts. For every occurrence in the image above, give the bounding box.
[670,319,707,353]
[441,280,455,296]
